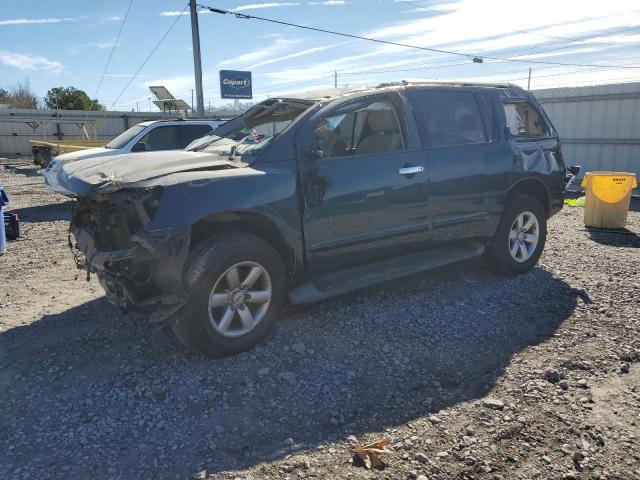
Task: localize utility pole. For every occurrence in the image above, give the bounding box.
[527,68,532,91]
[334,70,338,88]
[189,0,205,118]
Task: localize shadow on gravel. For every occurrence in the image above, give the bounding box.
[586,227,640,248]
[2,164,39,177]
[12,200,73,223]
[0,264,579,479]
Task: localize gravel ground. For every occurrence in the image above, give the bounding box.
[1,158,639,480]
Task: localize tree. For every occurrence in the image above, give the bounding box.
[0,80,39,108]
[45,87,105,111]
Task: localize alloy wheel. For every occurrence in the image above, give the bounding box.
[207,261,272,337]
[508,211,540,263]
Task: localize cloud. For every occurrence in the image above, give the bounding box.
[219,35,301,68]
[159,0,339,15]
[106,15,123,21]
[70,41,119,56]
[247,44,337,69]
[85,41,120,49]
[128,0,640,104]
[159,10,199,16]
[100,73,153,78]
[0,17,80,26]
[235,2,301,11]
[0,51,63,73]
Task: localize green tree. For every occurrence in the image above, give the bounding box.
[45,87,105,111]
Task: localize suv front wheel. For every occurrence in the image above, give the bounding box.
[485,194,547,276]
[170,233,287,357]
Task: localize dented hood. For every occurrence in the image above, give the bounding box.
[60,149,239,196]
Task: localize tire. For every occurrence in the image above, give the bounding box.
[169,233,287,357]
[484,194,547,276]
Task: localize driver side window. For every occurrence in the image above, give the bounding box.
[314,98,405,158]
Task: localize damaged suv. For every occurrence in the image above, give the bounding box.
[63,82,567,357]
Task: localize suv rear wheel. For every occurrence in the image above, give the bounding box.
[170,233,287,357]
[484,194,547,276]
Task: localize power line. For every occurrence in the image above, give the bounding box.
[198,4,640,70]
[110,3,188,109]
[403,0,640,53]
[341,51,640,77]
[199,4,482,60]
[94,0,134,101]
[397,1,640,62]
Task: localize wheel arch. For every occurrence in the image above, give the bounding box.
[506,177,552,218]
[189,210,297,281]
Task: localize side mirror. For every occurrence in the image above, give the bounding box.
[304,143,324,160]
[131,142,146,152]
[565,165,581,184]
[567,165,581,176]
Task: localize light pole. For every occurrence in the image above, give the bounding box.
[189,0,205,117]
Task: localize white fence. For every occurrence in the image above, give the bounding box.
[534,82,640,180]
[0,107,241,156]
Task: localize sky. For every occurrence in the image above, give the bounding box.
[1,0,639,111]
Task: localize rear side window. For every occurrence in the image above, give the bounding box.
[177,125,212,148]
[407,91,487,148]
[476,93,499,142]
[503,102,549,137]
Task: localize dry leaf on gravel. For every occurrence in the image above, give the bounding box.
[352,437,391,469]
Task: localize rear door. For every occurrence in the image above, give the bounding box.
[405,89,512,243]
[297,92,428,277]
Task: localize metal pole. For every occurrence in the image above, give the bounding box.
[191,89,194,112]
[334,70,337,88]
[527,68,532,91]
[190,0,205,118]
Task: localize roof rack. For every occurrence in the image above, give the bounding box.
[377,80,519,89]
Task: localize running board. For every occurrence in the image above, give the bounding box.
[289,241,485,304]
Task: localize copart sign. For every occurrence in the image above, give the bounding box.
[220,70,252,99]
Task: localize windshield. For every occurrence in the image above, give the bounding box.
[190,98,313,161]
[105,124,145,149]
[198,127,285,160]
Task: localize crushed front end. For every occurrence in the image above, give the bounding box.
[70,187,190,317]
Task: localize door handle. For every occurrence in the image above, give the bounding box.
[398,166,424,176]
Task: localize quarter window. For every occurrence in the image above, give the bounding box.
[408,91,488,148]
[314,98,405,158]
[503,102,548,137]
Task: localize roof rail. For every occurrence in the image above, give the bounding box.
[391,80,519,89]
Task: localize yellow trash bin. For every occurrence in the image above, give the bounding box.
[581,171,637,229]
